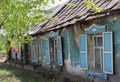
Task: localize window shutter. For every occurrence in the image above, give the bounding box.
[103,32,113,74]
[30,40,34,62]
[57,36,63,66]
[33,46,38,63]
[79,35,87,69]
[45,38,50,64]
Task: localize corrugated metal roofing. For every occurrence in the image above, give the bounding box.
[35,0,120,34]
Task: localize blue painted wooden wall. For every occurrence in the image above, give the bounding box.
[68,26,79,67]
[61,29,69,60]
[37,16,120,77]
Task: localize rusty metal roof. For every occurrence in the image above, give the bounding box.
[35,0,120,34]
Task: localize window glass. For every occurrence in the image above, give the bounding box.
[33,46,38,63]
[98,37,102,47]
[94,37,97,47]
[94,37,102,47]
[49,38,58,64]
[94,36,103,72]
[54,38,57,63]
[95,48,101,70]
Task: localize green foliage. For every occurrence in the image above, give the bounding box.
[0,50,6,53]
[0,0,101,52]
[84,0,102,12]
[0,0,59,51]
[66,3,75,7]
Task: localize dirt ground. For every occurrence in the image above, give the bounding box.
[0,62,94,82]
[0,63,60,82]
[0,54,94,82]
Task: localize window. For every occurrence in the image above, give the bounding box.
[83,24,113,75]
[30,38,38,63]
[32,46,38,63]
[79,32,113,74]
[49,38,58,64]
[45,36,63,66]
[93,36,103,72]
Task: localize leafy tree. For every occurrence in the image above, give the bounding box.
[0,0,100,52]
[0,0,60,52]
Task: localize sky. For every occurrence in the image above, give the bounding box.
[49,0,68,8]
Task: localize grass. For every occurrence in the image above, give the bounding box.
[0,63,60,82]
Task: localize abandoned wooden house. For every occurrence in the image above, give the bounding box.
[9,0,120,81]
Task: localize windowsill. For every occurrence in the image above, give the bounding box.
[85,70,108,80]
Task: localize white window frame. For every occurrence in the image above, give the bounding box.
[93,35,103,71]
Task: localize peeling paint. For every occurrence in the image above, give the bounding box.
[29,15,120,82]
[61,28,69,60]
[68,26,79,67]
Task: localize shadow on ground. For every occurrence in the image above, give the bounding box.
[0,62,95,82]
[0,63,57,82]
